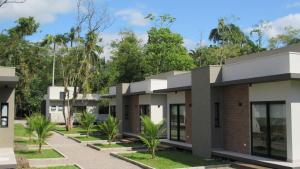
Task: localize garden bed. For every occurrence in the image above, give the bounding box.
[15,149,64,159]
[32,165,80,169]
[68,135,106,143]
[111,150,229,169]
[54,126,99,136]
[88,142,145,151]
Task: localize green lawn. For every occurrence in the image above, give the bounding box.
[33,165,80,169]
[55,126,97,135]
[14,124,28,137]
[121,150,225,169]
[73,135,106,141]
[14,138,46,145]
[95,142,143,148]
[15,149,63,159]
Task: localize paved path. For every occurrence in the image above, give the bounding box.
[30,132,141,169]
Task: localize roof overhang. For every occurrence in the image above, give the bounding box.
[101,94,116,98]
[124,91,147,96]
[212,73,300,87]
[154,86,191,93]
[0,76,19,87]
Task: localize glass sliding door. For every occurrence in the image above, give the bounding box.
[270,104,286,159]
[251,103,268,156]
[140,105,150,132]
[170,104,186,142]
[251,102,286,160]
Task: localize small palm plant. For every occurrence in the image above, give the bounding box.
[99,115,119,145]
[139,116,165,159]
[25,113,39,142]
[78,112,96,137]
[34,114,55,153]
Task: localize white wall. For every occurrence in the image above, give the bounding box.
[109,86,116,95]
[167,72,191,88]
[150,105,163,124]
[249,80,300,162]
[130,79,167,93]
[223,52,300,82]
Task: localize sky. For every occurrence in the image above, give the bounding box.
[1,0,300,58]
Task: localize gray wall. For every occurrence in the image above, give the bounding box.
[0,87,15,148]
[191,66,222,158]
[116,83,129,133]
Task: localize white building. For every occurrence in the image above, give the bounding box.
[44,86,107,123]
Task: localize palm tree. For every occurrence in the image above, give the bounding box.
[25,113,38,142]
[99,115,119,145]
[33,114,55,153]
[78,112,96,137]
[139,116,165,159]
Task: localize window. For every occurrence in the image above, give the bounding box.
[140,105,150,132]
[58,106,63,112]
[170,104,186,142]
[109,106,116,117]
[60,92,65,100]
[73,106,86,114]
[124,105,129,120]
[0,103,9,128]
[251,101,286,160]
[50,106,56,111]
[214,103,220,128]
[99,106,109,114]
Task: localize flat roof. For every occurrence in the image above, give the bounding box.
[212,73,300,86]
[154,86,191,93]
[0,76,19,87]
[226,43,300,64]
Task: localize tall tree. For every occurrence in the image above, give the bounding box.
[144,14,195,75]
[269,27,300,49]
[110,31,145,83]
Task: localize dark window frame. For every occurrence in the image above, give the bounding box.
[250,101,287,161]
[214,102,221,128]
[0,103,9,128]
[169,104,186,142]
[124,105,129,120]
[109,105,116,117]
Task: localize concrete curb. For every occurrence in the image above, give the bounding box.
[110,151,232,169]
[87,143,146,151]
[67,136,107,144]
[110,152,155,169]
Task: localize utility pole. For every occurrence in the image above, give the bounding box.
[52,53,55,86]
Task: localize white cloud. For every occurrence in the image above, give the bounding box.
[262,13,300,38]
[115,8,149,26]
[99,32,148,60]
[0,0,75,23]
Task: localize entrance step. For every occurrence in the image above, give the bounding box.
[231,162,272,169]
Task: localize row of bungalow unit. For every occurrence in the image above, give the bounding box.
[103,44,300,168]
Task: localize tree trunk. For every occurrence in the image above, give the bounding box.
[151,147,155,159]
[38,143,42,154]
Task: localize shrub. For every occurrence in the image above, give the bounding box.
[139,116,165,159]
[78,112,96,137]
[99,115,119,145]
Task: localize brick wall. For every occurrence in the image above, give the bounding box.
[129,95,140,134]
[185,90,192,144]
[223,84,250,154]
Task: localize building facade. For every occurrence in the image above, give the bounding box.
[44,86,106,123]
[104,44,300,168]
[0,67,18,168]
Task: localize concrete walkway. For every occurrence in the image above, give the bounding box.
[30,132,141,169]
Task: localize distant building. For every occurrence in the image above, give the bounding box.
[0,66,18,168]
[43,86,107,124]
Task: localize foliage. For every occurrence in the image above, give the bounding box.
[139,116,165,159]
[98,115,119,145]
[25,113,39,141]
[32,114,55,153]
[110,31,146,83]
[269,27,300,49]
[145,27,195,75]
[122,150,224,169]
[14,124,28,137]
[78,112,96,137]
